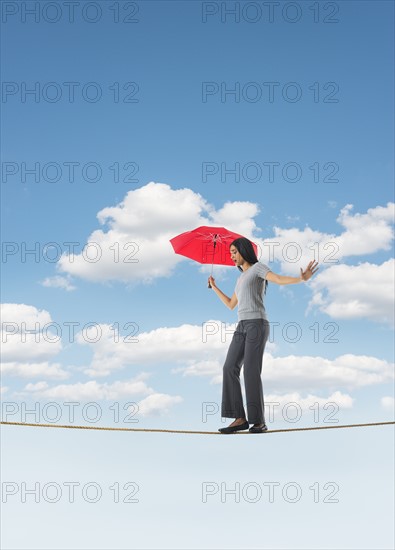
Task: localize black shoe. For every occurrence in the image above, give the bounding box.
[249,423,268,433]
[218,421,249,434]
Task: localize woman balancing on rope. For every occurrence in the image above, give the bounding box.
[208,237,319,434]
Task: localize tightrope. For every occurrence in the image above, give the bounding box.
[1,420,394,435]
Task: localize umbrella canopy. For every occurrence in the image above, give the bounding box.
[170,225,258,266]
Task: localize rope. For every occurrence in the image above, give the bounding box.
[1,420,394,435]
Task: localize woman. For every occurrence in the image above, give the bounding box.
[208,237,319,434]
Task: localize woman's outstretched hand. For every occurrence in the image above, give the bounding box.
[300,260,319,282]
[208,276,217,289]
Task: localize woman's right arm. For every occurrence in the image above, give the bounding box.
[208,276,238,310]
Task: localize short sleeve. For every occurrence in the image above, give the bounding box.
[256,262,271,280]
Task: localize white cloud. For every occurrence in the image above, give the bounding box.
[335,203,395,257]
[2,299,392,401]
[20,376,183,417]
[262,353,393,392]
[256,201,394,274]
[54,184,394,328]
[1,304,66,379]
[57,182,217,284]
[1,386,9,394]
[172,359,224,384]
[25,381,50,392]
[137,393,183,417]
[97,182,210,237]
[1,303,52,328]
[41,276,76,291]
[380,396,395,410]
[1,337,63,363]
[264,390,354,411]
[285,215,300,223]
[56,181,270,285]
[21,374,153,400]
[209,200,261,238]
[76,319,394,393]
[306,259,395,325]
[55,181,269,286]
[176,348,394,391]
[77,320,276,377]
[1,303,62,362]
[1,362,69,380]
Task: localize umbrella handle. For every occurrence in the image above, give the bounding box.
[208,256,214,289]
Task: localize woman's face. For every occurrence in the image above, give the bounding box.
[229,245,244,266]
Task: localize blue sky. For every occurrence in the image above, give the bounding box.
[1,1,394,549]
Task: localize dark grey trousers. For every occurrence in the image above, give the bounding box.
[221,319,270,424]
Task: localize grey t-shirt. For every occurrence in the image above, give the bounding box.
[234,262,271,321]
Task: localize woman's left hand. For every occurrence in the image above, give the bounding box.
[300,260,319,281]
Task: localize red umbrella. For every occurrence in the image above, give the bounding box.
[169,225,258,288]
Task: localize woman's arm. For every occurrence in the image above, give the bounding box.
[266,260,319,285]
[266,272,302,285]
[208,276,238,310]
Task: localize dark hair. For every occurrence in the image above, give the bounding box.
[230,237,269,295]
